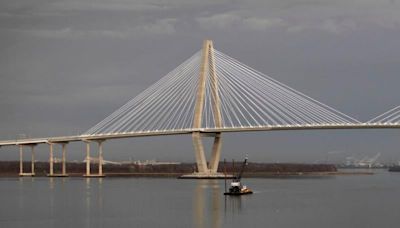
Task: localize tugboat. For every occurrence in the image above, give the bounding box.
[224,157,253,195]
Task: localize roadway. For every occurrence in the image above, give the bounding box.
[0,123,399,146]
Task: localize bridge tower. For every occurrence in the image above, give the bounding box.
[189,40,224,178]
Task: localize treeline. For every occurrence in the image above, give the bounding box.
[0,161,336,176]
[221,162,336,173]
[388,166,400,172]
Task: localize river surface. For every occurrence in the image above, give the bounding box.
[0,170,400,228]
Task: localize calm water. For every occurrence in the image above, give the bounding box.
[1,170,400,228]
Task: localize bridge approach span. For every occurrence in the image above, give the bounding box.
[1,123,400,147]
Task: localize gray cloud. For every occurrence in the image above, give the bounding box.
[2,18,178,39]
[196,13,285,31]
[1,0,400,164]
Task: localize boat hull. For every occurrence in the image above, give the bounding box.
[224,192,253,196]
[224,190,253,195]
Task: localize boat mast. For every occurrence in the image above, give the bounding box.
[224,159,227,193]
[236,156,248,181]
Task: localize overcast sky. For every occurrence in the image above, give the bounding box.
[1,0,400,163]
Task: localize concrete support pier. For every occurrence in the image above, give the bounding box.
[19,145,23,175]
[49,143,54,176]
[83,140,105,178]
[47,143,69,177]
[192,132,208,173]
[19,144,36,177]
[181,40,225,179]
[209,133,222,173]
[85,142,90,176]
[98,140,103,176]
[62,143,67,176]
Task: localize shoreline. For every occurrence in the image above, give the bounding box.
[0,161,378,178]
[0,171,374,178]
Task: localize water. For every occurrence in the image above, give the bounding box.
[1,170,400,228]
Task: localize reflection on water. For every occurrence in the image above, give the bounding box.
[193,180,221,228]
[193,180,250,228]
[85,178,91,228]
[18,177,24,222]
[224,194,242,214]
[49,178,54,220]
[84,178,104,228]
[49,177,55,189]
[3,173,400,228]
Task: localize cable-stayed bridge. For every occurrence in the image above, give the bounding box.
[1,40,400,178]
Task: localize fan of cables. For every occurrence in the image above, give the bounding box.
[84,48,360,136]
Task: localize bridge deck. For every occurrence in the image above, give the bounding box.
[1,123,399,146]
